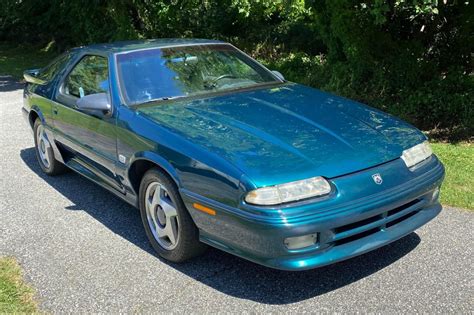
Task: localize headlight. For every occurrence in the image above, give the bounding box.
[401,141,433,168]
[245,176,331,206]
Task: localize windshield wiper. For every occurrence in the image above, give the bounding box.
[132,95,185,107]
[131,81,285,108]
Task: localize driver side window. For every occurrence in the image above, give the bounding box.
[64,55,108,98]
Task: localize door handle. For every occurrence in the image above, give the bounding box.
[53,107,58,115]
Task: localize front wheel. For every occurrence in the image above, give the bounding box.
[33,119,66,176]
[139,168,207,262]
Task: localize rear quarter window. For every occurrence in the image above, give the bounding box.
[38,52,72,82]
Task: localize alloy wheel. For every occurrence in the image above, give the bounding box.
[36,124,51,169]
[144,181,180,250]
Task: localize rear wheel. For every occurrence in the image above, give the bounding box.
[33,119,66,176]
[139,168,207,262]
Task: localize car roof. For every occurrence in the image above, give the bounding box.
[75,38,226,54]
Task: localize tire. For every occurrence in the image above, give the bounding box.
[139,168,207,262]
[33,118,67,176]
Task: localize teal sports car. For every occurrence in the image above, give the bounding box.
[22,39,445,270]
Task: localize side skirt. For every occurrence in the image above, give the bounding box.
[64,156,139,208]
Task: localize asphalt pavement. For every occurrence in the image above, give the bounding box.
[1,76,472,313]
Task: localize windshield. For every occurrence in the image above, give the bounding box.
[116,44,280,105]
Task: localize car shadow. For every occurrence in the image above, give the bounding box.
[0,76,24,92]
[20,147,421,304]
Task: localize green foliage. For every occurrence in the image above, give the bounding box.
[272,0,473,139]
[0,0,472,139]
[0,42,57,78]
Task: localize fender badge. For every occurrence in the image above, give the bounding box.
[372,173,383,185]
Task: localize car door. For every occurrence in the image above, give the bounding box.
[52,54,123,192]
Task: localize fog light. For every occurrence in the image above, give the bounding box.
[284,233,317,250]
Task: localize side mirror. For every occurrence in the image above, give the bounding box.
[76,93,111,114]
[23,69,47,85]
[271,70,285,81]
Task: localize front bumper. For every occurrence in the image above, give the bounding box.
[182,156,445,271]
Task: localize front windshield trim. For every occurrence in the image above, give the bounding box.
[115,42,225,56]
[115,43,284,107]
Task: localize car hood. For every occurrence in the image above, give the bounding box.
[138,83,426,187]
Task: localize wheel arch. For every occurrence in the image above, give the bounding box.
[128,152,182,196]
[28,108,43,129]
[29,107,67,164]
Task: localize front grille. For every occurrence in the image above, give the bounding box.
[334,228,381,246]
[332,198,423,246]
[386,211,418,228]
[387,199,420,217]
[335,214,383,234]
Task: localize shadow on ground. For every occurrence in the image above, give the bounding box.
[0,76,23,92]
[21,147,420,304]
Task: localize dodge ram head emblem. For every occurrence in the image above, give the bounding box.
[372,173,383,185]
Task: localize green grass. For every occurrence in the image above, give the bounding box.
[0,42,58,79]
[0,257,39,313]
[432,142,474,210]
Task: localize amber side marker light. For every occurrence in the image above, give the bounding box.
[193,203,216,216]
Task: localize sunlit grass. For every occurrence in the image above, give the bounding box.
[431,142,473,210]
[0,257,39,313]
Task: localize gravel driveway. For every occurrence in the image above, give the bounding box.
[1,76,472,313]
